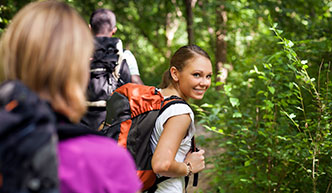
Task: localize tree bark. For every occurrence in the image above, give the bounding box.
[215,2,228,89]
[184,0,196,45]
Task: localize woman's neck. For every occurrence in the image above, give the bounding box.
[161,86,187,101]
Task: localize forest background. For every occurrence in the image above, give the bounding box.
[1,0,332,192]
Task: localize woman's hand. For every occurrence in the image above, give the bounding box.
[184,149,205,173]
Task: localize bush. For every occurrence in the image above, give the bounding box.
[197,24,332,193]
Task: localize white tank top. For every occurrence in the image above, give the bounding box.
[150,102,196,193]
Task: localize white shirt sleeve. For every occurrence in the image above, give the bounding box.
[150,103,196,193]
[150,103,196,162]
[123,50,140,75]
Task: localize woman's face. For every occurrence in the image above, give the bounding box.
[174,55,212,100]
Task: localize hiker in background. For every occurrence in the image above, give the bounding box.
[80,8,144,130]
[150,45,211,192]
[0,1,141,192]
[90,8,144,85]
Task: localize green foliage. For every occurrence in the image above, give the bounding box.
[2,1,332,192]
[198,22,332,192]
[0,0,31,35]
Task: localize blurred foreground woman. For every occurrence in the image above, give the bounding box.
[0,1,141,192]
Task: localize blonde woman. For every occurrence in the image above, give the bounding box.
[0,1,141,192]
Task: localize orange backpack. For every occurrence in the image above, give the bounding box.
[101,83,192,191]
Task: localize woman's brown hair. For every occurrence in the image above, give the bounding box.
[159,45,211,89]
[0,0,94,122]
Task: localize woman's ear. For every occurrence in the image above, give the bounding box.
[170,66,179,82]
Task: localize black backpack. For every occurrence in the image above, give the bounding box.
[0,81,102,193]
[80,37,131,130]
[0,81,59,193]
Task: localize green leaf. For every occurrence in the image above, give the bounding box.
[289,113,296,119]
[226,141,233,145]
[272,23,278,28]
[285,39,294,47]
[229,97,240,107]
[258,75,267,80]
[302,65,308,69]
[233,112,242,118]
[201,103,213,108]
[277,136,287,141]
[277,29,283,34]
[295,106,303,111]
[264,100,274,109]
[268,86,275,94]
[224,84,232,93]
[289,82,294,89]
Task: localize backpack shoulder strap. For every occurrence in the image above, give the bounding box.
[146,176,169,193]
[158,96,200,188]
[159,95,189,116]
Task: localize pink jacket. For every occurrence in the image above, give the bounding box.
[58,134,142,193]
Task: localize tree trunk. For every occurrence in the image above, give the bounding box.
[184,0,196,45]
[215,2,228,89]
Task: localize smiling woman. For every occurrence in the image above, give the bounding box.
[150,45,212,193]
[172,55,212,101]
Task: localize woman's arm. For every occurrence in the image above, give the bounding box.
[151,114,205,177]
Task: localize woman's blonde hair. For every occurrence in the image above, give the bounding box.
[0,0,94,123]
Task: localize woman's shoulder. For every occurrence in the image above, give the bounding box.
[57,126,142,193]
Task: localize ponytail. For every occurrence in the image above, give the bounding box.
[159,69,171,89]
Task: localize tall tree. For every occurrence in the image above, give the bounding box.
[184,0,196,45]
[215,1,228,88]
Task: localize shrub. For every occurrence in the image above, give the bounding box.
[197,24,332,193]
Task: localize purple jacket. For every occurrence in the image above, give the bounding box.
[58,134,142,193]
